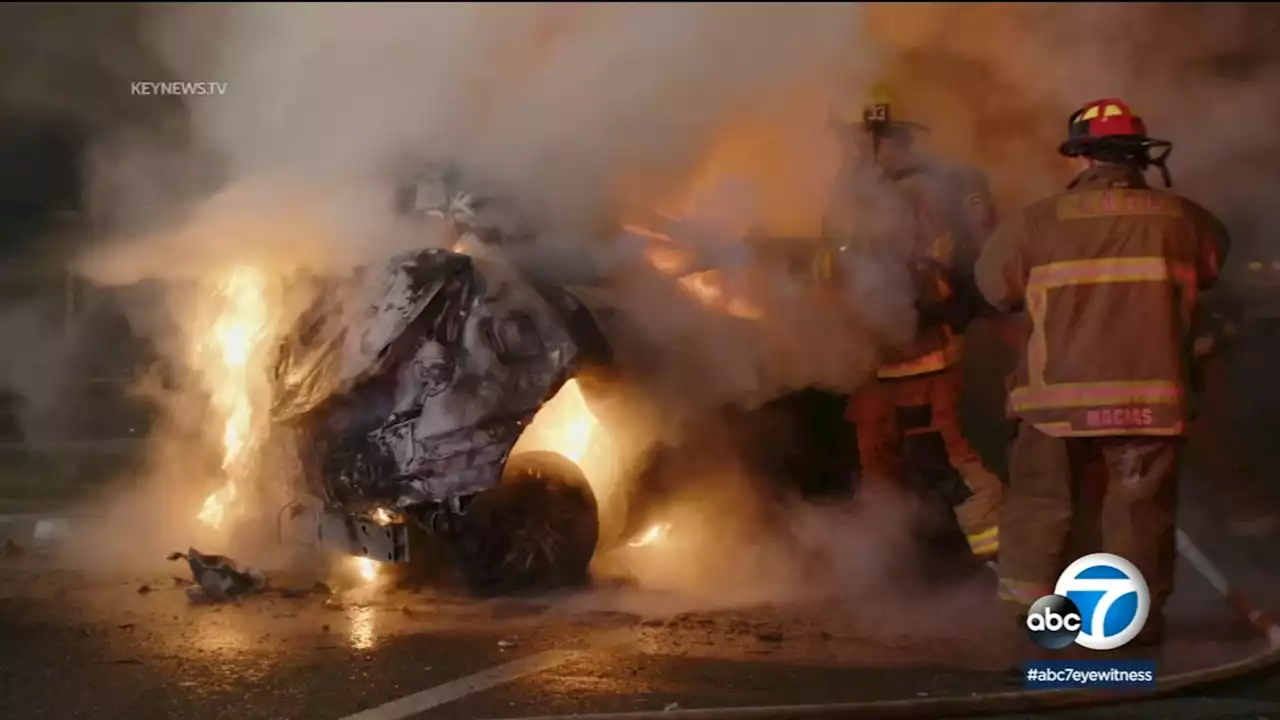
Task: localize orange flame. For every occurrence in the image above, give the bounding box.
[352,557,380,583]
[510,379,616,501]
[196,266,273,531]
[677,270,761,319]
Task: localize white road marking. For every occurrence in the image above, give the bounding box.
[336,627,635,720]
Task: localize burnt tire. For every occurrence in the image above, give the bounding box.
[448,451,599,596]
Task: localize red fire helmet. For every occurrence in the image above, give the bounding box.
[1058,98,1151,156]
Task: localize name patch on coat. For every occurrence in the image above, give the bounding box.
[1057,190,1183,220]
[1085,406,1155,429]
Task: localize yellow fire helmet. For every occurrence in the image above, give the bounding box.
[829,82,929,135]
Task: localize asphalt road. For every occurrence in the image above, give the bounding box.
[1,522,1279,720]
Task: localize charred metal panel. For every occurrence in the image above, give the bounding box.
[274,247,589,511]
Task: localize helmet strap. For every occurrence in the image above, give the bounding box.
[1071,137,1174,188]
[1148,143,1173,188]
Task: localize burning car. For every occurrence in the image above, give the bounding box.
[271,245,626,594]
[263,165,878,594]
[266,166,649,595]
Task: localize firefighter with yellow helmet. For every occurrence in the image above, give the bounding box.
[819,83,1005,560]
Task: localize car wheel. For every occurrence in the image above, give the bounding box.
[448,451,599,596]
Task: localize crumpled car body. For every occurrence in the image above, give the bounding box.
[272,245,609,520]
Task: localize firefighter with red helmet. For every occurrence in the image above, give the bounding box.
[975,98,1230,644]
[819,83,1005,560]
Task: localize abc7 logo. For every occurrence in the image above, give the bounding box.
[1025,553,1150,651]
[1025,595,1084,650]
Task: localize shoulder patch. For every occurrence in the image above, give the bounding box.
[1056,189,1183,220]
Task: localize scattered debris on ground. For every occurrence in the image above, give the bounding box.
[166,548,266,604]
[498,638,518,650]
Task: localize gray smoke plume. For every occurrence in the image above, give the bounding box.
[865,2,1280,254]
[81,4,1279,416]
[151,4,869,232]
[77,3,894,419]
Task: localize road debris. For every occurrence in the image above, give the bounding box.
[756,630,784,643]
[664,702,680,712]
[279,582,333,599]
[166,548,266,604]
[137,584,153,595]
[2,539,25,559]
[498,638,518,650]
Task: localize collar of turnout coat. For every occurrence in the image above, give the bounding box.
[1067,163,1149,191]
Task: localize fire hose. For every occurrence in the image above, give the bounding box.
[493,527,1280,720]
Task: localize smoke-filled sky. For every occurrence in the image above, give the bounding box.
[864,3,1280,253]
[35,3,1272,258]
[147,3,869,237]
[4,2,1280,415]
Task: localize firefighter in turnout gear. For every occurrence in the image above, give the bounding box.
[975,98,1230,644]
[819,83,1005,560]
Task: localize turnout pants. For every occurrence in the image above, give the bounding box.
[846,364,1004,557]
[997,422,1179,641]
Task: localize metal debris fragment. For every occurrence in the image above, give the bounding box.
[166,548,266,604]
[497,638,517,650]
[664,703,680,712]
[2,538,25,558]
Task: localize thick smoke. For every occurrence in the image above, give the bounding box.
[865,3,1280,246]
[78,3,892,419]
[150,4,868,232]
[88,4,1280,417]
